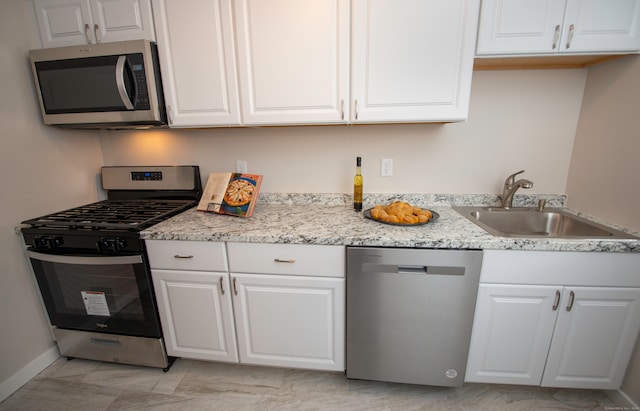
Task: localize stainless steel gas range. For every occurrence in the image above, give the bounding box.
[21,166,202,371]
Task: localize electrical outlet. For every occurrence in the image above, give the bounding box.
[381,158,393,177]
[236,160,248,173]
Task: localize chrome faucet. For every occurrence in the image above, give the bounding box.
[500,170,533,209]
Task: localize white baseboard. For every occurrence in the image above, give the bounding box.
[0,346,60,403]
[607,389,640,410]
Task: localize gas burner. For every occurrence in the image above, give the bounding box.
[23,199,196,231]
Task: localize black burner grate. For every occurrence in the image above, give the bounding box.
[23,199,195,230]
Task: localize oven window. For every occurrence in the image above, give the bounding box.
[28,251,162,337]
[54,263,143,318]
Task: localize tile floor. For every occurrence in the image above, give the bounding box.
[0,357,623,410]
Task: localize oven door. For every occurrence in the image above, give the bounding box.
[26,250,162,338]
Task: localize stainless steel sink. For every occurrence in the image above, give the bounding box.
[454,206,638,239]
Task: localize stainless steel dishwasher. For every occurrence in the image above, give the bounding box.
[346,247,482,387]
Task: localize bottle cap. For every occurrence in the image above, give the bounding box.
[356,157,361,166]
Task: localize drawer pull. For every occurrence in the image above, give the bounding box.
[219,277,225,295]
[233,277,238,295]
[274,258,296,263]
[173,254,194,259]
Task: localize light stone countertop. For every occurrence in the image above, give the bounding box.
[141,194,640,253]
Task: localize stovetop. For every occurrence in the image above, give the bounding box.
[22,199,195,231]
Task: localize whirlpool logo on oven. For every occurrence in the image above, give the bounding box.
[96,323,108,328]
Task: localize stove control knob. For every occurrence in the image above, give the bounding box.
[34,236,64,250]
[97,237,127,253]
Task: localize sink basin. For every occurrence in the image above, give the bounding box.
[454,206,638,239]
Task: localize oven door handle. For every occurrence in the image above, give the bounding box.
[27,250,142,266]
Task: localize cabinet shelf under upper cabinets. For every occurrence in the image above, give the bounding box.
[151,0,480,128]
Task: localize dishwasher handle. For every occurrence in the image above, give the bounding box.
[400,265,465,276]
[364,263,465,276]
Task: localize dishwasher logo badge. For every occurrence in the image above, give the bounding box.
[445,369,458,379]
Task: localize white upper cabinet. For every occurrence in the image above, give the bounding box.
[33,0,155,48]
[351,0,480,123]
[477,0,640,55]
[233,0,349,125]
[561,0,640,52]
[152,0,241,127]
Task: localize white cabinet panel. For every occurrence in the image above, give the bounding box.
[231,273,345,371]
[477,0,640,55]
[561,0,640,52]
[465,284,559,385]
[34,0,94,47]
[90,0,155,44]
[152,269,238,362]
[233,0,349,125]
[542,287,640,389]
[152,0,241,127]
[351,0,479,122]
[34,0,155,47]
[476,0,567,54]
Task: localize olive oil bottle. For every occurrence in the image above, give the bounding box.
[354,157,363,211]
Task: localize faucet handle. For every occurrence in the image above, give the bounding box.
[505,170,525,186]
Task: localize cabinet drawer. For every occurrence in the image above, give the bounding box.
[146,240,228,271]
[227,243,345,278]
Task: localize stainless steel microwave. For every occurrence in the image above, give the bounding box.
[29,40,166,129]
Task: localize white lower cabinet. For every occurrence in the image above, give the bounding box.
[147,240,345,371]
[465,250,640,390]
[152,269,238,363]
[231,273,345,371]
[227,242,345,371]
[148,240,238,362]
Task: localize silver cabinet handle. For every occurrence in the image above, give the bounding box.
[566,24,575,49]
[552,290,561,311]
[340,99,344,120]
[219,277,225,295]
[566,290,575,311]
[115,56,135,110]
[84,23,92,44]
[94,24,100,44]
[552,25,560,49]
[173,254,194,259]
[232,277,238,295]
[274,258,296,263]
[354,99,359,120]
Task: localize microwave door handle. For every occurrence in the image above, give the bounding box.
[115,56,135,110]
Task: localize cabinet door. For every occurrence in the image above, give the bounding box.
[351,0,479,123]
[90,0,155,43]
[231,273,345,371]
[476,0,567,55]
[542,287,640,389]
[559,0,640,53]
[34,0,95,47]
[152,269,238,363]
[152,0,240,127]
[234,0,349,125]
[465,284,560,385]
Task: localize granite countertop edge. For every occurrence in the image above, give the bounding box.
[141,193,640,253]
